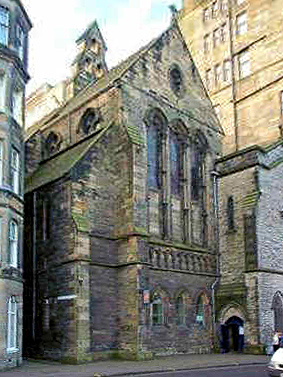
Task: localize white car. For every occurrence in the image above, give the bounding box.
[268,348,283,376]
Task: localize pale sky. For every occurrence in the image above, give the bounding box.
[22,0,183,95]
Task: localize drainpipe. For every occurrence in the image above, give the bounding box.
[227,0,239,151]
[211,170,220,347]
[32,192,37,341]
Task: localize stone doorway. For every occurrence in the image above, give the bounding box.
[221,316,244,352]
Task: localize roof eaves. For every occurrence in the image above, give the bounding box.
[25,121,114,194]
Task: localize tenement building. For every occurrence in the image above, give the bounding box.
[0,0,32,370]
[179,0,283,154]
[23,19,223,361]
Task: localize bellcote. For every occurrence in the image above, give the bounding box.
[71,20,108,95]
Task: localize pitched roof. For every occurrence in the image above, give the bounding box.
[26,21,223,144]
[25,122,114,194]
[76,20,107,51]
[25,34,158,142]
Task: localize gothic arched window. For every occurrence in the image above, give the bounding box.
[45,131,62,155]
[196,295,204,325]
[272,292,283,332]
[191,133,207,201]
[170,65,184,97]
[170,130,181,196]
[146,110,165,189]
[176,293,185,325]
[78,108,101,135]
[152,292,163,326]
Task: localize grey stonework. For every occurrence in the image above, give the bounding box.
[216,142,283,353]
[22,14,283,363]
[24,22,222,362]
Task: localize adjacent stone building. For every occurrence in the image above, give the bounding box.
[179,0,283,354]
[23,1,283,361]
[23,19,223,361]
[216,141,283,352]
[0,0,31,370]
[179,0,283,154]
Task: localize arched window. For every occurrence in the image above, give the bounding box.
[45,131,62,155]
[272,292,283,332]
[176,294,185,325]
[196,295,204,325]
[152,292,163,326]
[227,196,235,230]
[170,130,181,196]
[147,111,165,189]
[169,65,184,97]
[191,134,207,201]
[9,220,18,267]
[78,108,101,135]
[7,296,17,351]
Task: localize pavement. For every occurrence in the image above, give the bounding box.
[0,353,270,377]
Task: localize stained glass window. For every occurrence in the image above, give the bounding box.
[196,295,204,325]
[170,130,181,196]
[152,294,162,325]
[191,135,206,201]
[176,294,185,325]
[147,113,163,189]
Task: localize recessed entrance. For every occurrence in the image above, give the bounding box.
[220,316,244,353]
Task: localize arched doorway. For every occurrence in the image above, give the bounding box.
[221,316,244,352]
[272,292,283,332]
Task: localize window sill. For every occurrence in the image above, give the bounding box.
[7,348,19,354]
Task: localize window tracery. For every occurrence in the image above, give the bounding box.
[45,131,62,155]
[78,108,102,135]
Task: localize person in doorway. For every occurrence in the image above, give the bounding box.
[238,325,244,352]
[273,331,280,353]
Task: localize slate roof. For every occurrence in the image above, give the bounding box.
[25,122,114,194]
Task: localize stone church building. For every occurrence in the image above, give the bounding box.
[23,20,223,362]
[22,3,283,364]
